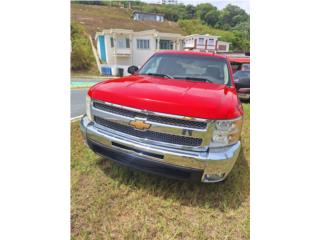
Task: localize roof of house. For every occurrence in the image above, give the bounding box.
[132,29,181,37]
[95,29,182,39]
[184,34,220,39]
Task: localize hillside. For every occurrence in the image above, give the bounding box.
[71,3,186,38]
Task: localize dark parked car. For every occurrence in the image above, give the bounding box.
[233,70,250,101]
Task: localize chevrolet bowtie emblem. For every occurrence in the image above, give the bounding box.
[129,119,151,130]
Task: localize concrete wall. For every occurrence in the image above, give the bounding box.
[132,34,156,67]
[116,57,131,66]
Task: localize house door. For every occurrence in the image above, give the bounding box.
[98,35,107,62]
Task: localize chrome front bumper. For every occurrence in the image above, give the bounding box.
[80,115,241,183]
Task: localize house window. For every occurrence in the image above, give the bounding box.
[137,39,150,49]
[117,38,130,48]
[198,38,204,45]
[208,38,215,46]
[218,45,227,51]
[159,39,173,50]
[110,37,114,48]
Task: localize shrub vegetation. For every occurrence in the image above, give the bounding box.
[71,23,96,72]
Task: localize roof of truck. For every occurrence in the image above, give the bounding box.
[156,50,227,59]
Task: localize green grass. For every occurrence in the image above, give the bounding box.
[71,103,250,240]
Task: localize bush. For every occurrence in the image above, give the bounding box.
[71,23,95,71]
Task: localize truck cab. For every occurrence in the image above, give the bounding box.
[81,51,243,183]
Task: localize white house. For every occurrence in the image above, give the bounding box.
[133,11,165,22]
[183,34,219,53]
[183,34,231,53]
[95,29,182,76]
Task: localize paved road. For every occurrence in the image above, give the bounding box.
[71,88,88,118]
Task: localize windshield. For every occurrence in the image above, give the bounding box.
[234,71,250,79]
[139,53,231,85]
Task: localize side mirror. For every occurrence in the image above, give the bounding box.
[128,65,139,75]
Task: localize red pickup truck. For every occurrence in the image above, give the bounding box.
[81,51,243,183]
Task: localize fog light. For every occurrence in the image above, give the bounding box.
[202,173,225,183]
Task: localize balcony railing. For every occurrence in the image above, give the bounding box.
[114,48,132,55]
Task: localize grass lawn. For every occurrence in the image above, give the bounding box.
[71,103,250,240]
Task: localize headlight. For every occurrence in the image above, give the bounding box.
[210,117,243,147]
[86,95,93,121]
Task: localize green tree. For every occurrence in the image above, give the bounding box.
[185,4,196,19]
[230,31,250,51]
[71,23,95,71]
[195,3,215,22]
[232,20,250,41]
[218,4,249,29]
[204,8,220,27]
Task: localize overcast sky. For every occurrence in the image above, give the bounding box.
[143,0,250,13]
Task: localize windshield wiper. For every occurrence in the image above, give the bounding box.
[175,77,211,83]
[146,73,174,79]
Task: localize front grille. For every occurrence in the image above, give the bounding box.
[94,116,203,147]
[93,102,207,129]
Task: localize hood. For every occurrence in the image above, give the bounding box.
[89,75,242,119]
